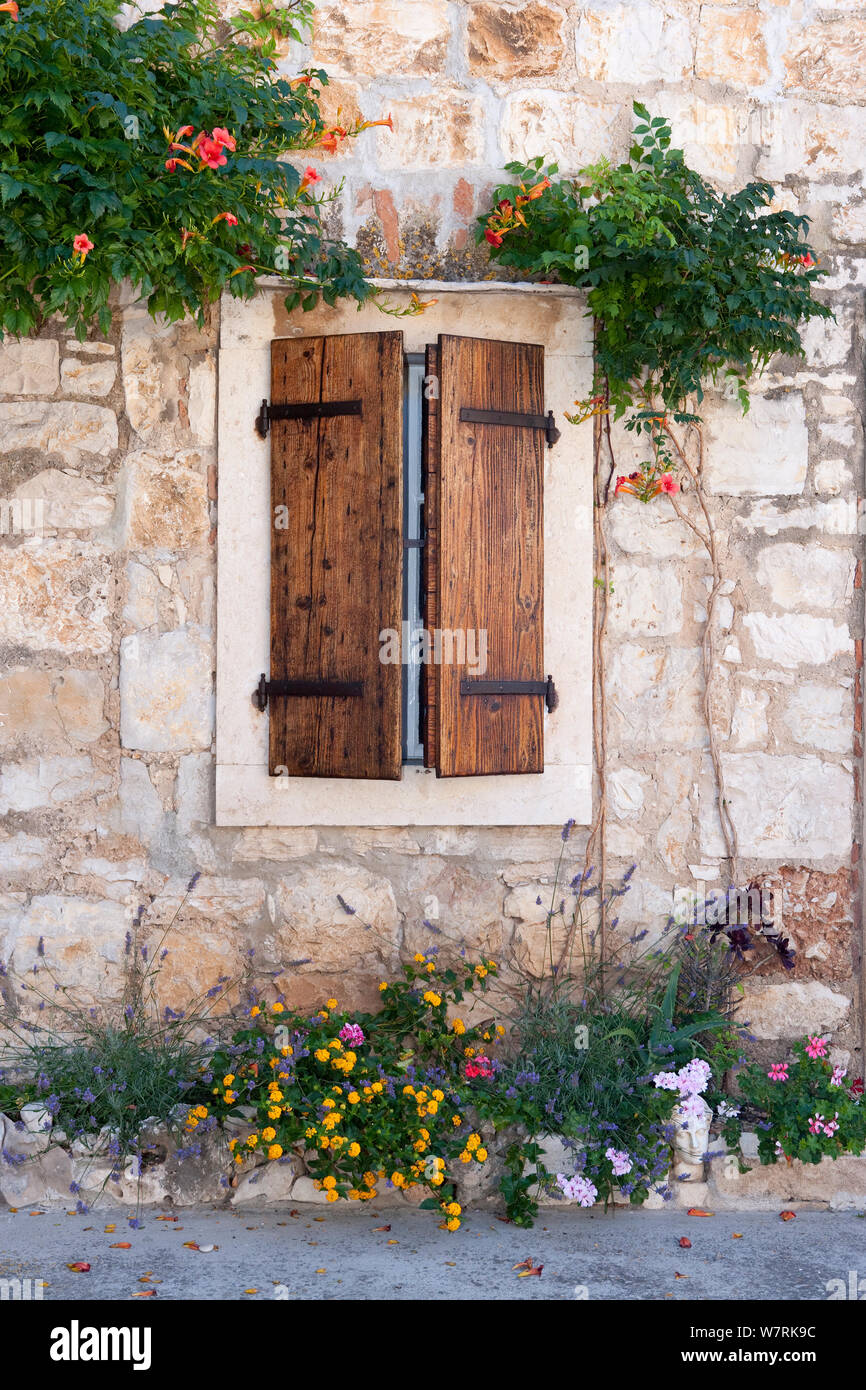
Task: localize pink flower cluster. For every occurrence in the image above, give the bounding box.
[605,1147,632,1176]
[767,1063,789,1082]
[805,1036,828,1060]
[808,1111,839,1138]
[556,1172,598,1207]
[338,1023,365,1048]
[830,1065,848,1087]
[465,1055,494,1079]
[653,1058,711,1097]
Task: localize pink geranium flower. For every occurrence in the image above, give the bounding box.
[465,1055,494,1080]
[339,1023,365,1048]
[767,1063,789,1082]
[805,1036,828,1060]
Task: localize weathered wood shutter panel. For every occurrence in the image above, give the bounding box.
[269,332,403,779]
[430,334,546,777]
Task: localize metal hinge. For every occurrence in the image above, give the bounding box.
[459,407,561,449]
[255,399,363,438]
[460,675,558,713]
[254,674,364,711]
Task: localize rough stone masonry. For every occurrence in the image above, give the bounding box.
[0,2,863,1124]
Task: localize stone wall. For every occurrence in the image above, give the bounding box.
[0,1,863,1077]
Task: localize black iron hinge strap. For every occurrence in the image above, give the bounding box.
[254,674,364,711]
[256,399,363,438]
[460,676,558,713]
[459,407,561,448]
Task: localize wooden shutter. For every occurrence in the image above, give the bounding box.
[426,334,546,777]
[268,332,403,779]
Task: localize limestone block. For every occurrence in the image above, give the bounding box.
[708,1151,866,1210]
[700,754,852,859]
[232,828,318,862]
[736,498,858,536]
[119,626,214,752]
[754,544,855,611]
[124,449,209,551]
[402,860,505,957]
[12,469,114,531]
[799,306,855,369]
[703,393,808,496]
[0,894,128,991]
[0,542,112,653]
[784,19,866,98]
[231,1156,303,1207]
[61,356,116,397]
[375,91,485,170]
[273,866,399,974]
[575,3,693,84]
[175,752,213,833]
[467,2,566,81]
[0,401,117,459]
[609,561,683,637]
[833,199,866,245]
[737,980,851,1039]
[607,766,647,819]
[696,8,769,87]
[501,91,622,168]
[312,1,450,76]
[607,495,703,559]
[0,1145,74,1207]
[742,612,852,667]
[0,755,110,814]
[0,339,60,395]
[606,644,705,749]
[118,756,165,842]
[0,668,107,753]
[783,683,851,754]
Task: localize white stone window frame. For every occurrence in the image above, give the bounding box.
[215,280,593,827]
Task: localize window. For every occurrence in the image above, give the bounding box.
[215,282,593,826]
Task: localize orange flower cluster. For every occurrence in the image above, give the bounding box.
[318,114,394,155]
[484,176,551,248]
[614,469,679,502]
[163,124,237,173]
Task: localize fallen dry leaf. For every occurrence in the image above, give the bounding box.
[289,1210,300,1218]
[386,1239,398,1245]
[133,1290,157,1298]
[687,1208,714,1217]
[444,1262,456,1267]
[678,1237,692,1249]
[315,1268,326,1274]
[517,1265,543,1279]
[732,1233,743,1239]
[109,1242,132,1249]
[104,1224,116,1233]
[182,1241,200,1250]
[372,1225,391,1233]
[156,1215,178,1222]
[244,1288,258,1294]
[674,1272,689,1279]
[67,1262,91,1273]
[780,1210,797,1221]
[512,1258,536,1271]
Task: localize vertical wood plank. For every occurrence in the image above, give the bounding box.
[435,334,545,777]
[269,331,403,779]
[422,342,440,770]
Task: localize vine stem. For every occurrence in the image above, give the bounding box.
[662,419,740,882]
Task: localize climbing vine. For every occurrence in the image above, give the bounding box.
[478,104,832,955]
[0,0,391,338]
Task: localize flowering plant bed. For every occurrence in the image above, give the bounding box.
[720,1037,866,1167]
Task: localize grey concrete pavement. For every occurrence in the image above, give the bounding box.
[1,1204,865,1301]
